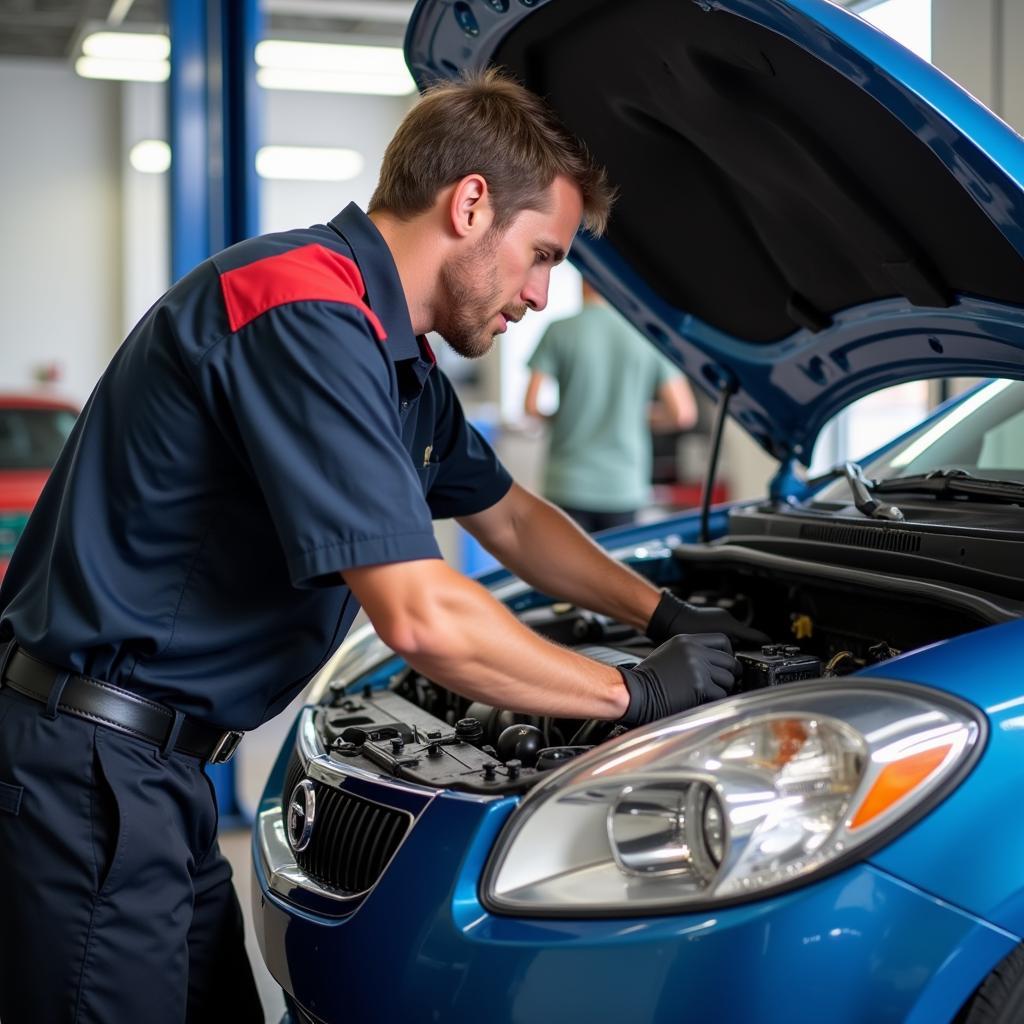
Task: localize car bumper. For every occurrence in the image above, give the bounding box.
[252,786,1016,1024]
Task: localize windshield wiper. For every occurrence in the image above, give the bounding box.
[843,461,905,521]
[870,469,1024,505]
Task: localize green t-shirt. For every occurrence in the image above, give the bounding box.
[528,303,681,512]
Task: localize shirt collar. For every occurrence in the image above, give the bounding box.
[328,203,420,362]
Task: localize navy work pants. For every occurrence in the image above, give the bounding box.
[0,687,264,1023]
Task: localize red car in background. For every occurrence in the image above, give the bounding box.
[0,394,78,577]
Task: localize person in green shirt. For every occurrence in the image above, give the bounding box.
[525,280,696,532]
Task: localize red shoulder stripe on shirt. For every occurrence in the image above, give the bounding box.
[418,335,437,365]
[219,244,387,340]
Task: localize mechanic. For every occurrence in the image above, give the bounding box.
[0,70,765,1024]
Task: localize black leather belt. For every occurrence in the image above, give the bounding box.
[0,646,244,763]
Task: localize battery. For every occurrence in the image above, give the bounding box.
[735,644,822,691]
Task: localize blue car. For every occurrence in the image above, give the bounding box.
[251,1,1024,1021]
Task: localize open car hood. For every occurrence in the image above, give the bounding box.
[405,0,1024,463]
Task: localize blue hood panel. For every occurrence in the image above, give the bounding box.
[406,0,1024,462]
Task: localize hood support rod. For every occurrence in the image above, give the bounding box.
[700,376,737,543]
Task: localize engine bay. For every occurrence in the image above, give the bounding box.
[312,544,1019,794]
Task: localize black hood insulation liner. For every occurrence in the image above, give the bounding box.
[493,0,1024,341]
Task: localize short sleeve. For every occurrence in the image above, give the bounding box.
[527,324,560,377]
[423,371,513,520]
[653,346,683,387]
[197,301,441,587]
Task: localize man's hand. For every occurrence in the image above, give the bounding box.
[647,589,769,647]
[618,634,740,727]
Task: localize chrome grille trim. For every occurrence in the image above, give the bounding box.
[297,705,435,796]
[258,707,433,915]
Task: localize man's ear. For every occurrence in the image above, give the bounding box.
[449,174,494,239]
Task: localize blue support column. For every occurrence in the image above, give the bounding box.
[168,1,209,282]
[220,0,262,248]
[168,0,262,825]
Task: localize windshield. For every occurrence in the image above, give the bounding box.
[0,407,77,470]
[816,379,1024,499]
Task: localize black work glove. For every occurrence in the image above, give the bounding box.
[618,633,740,727]
[647,589,769,647]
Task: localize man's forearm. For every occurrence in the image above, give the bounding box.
[403,584,630,718]
[344,560,629,719]
[473,488,661,631]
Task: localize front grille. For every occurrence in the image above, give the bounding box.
[283,750,306,819]
[281,751,410,895]
[799,522,922,554]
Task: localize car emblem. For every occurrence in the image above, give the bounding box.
[287,779,316,853]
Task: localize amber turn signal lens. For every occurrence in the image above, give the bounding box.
[850,742,953,830]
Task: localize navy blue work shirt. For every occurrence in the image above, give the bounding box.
[0,204,513,729]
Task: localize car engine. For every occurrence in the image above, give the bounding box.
[308,542,1019,795]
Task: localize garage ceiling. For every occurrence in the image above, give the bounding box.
[0,0,413,60]
[0,1,873,61]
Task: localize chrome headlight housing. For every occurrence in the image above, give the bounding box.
[483,681,983,916]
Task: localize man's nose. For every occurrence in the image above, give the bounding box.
[521,271,550,313]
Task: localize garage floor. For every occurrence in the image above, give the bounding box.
[222,827,286,1022]
[216,618,375,1024]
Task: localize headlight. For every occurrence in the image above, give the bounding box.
[483,681,983,916]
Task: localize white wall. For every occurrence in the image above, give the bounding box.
[933,0,1024,129]
[260,89,413,233]
[0,61,420,407]
[118,85,415,332]
[499,260,582,421]
[121,83,169,334]
[0,59,122,406]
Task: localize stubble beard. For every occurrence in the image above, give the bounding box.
[436,230,511,359]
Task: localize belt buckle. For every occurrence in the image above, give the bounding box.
[209,730,244,764]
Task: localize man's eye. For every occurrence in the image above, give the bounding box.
[535,250,550,264]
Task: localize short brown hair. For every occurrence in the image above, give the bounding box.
[369,69,614,236]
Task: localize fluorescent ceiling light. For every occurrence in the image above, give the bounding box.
[76,30,170,81]
[81,30,170,61]
[255,145,365,181]
[263,1,414,22]
[124,140,364,180]
[256,40,407,74]
[129,139,171,173]
[75,55,170,82]
[73,33,414,93]
[255,40,415,95]
[256,67,413,96]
